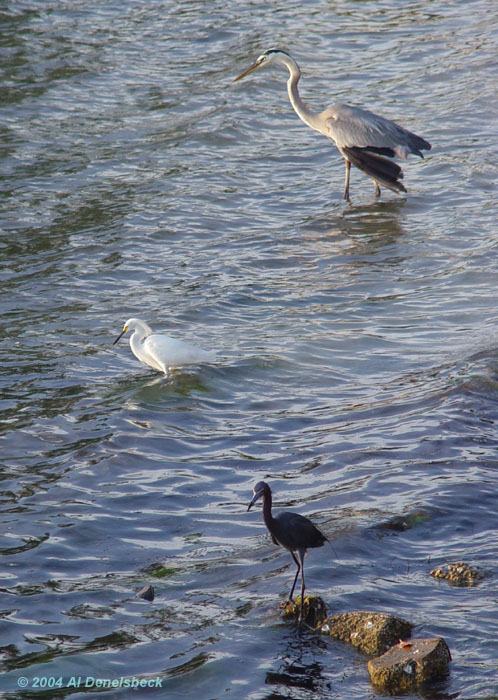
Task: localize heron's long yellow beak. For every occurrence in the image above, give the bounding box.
[113,325,128,345]
[232,60,261,83]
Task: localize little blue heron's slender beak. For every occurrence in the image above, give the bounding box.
[233,60,261,83]
[113,326,128,345]
[247,491,261,512]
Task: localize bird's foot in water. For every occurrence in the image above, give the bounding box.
[281,595,327,628]
[281,598,295,613]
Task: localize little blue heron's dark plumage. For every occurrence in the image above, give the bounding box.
[248,481,327,623]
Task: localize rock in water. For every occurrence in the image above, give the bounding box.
[136,585,155,601]
[430,561,484,586]
[368,637,451,691]
[319,611,413,655]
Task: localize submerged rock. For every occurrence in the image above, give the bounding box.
[136,584,155,601]
[378,509,431,532]
[319,611,413,655]
[430,561,484,586]
[368,637,451,691]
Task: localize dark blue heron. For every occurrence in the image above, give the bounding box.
[248,481,327,623]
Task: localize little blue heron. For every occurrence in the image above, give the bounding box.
[248,480,327,623]
[113,318,216,376]
[233,49,431,200]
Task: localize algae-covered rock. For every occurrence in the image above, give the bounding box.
[319,611,413,655]
[367,637,451,691]
[378,509,431,532]
[430,561,484,586]
[282,595,327,628]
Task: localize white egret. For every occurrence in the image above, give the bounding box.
[113,318,216,375]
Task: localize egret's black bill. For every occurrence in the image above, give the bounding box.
[113,329,126,345]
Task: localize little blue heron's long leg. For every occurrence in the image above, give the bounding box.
[288,550,301,601]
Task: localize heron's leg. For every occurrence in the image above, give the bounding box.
[343,159,351,200]
[374,181,381,198]
[298,550,306,625]
[288,551,301,602]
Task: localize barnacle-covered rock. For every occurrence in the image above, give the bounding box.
[430,561,484,587]
[319,611,413,655]
[368,637,451,691]
[282,595,327,627]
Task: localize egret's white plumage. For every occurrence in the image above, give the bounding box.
[113,318,216,375]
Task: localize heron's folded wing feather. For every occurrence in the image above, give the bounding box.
[323,103,430,158]
[273,511,327,551]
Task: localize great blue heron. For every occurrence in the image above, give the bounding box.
[248,480,327,624]
[233,49,431,200]
[113,318,216,375]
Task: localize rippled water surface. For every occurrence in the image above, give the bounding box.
[2,1,498,698]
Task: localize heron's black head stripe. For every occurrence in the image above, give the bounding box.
[263,48,290,58]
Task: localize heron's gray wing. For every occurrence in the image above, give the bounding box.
[323,103,430,159]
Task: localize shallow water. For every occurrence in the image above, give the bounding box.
[1,1,498,698]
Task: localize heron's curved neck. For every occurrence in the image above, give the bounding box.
[279,55,318,131]
[261,491,275,528]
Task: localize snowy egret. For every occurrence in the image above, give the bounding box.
[248,481,327,623]
[113,318,216,375]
